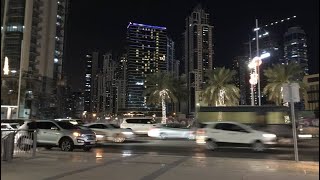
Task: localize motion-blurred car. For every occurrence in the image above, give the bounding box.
[196,121,277,152]
[55,118,85,126]
[120,117,158,135]
[148,123,195,140]
[83,123,135,143]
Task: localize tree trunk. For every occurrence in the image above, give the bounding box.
[161,95,166,124]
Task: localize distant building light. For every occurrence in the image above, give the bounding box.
[54,58,59,63]
[12,26,17,29]
[253,27,260,31]
[11,70,17,73]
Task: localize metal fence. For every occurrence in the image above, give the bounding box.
[1,129,37,161]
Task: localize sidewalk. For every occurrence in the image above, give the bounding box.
[1,150,319,180]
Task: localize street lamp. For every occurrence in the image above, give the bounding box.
[248,52,271,106]
[254,19,261,106]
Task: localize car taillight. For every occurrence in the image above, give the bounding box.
[196,129,206,135]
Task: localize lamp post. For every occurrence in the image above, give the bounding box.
[248,53,270,105]
[253,19,261,106]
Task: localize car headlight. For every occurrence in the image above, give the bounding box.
[122,132,134,135]
[263,134,276,138]
[73,132,81,137]
[96,134,105,138]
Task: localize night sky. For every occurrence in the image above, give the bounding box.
[65,0,319,91]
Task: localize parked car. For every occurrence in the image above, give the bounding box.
[83,123,135,143]
[196,121,277,152]
[1,123,20,130]
[148,123,195,140]
[1,119,29,126]
[1,123,20,138]
[120,117,158,135]
[18,120,96,152]
[55,118,84,126]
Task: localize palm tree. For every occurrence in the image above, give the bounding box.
[202,67,240,106]
[263,62,307,105]
[143,71,182,124]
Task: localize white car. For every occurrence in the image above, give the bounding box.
[196,122,277,152]
[148,123,195,140]
[1,123,20,138]
[55,119,84,125]
[120,117,158,135]
[84,123,135,143]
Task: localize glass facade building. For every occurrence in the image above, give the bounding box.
[284,27,309,74]
[126,22,167,111]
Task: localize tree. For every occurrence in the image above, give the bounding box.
[263,62,307,105]
[202,67,240,106]
[143,71,182,124]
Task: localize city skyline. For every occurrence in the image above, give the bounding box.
[66,0,319,91]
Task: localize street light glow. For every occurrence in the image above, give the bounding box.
[260,52,271,59]
[253,27,260,31]
[3,56,9,75]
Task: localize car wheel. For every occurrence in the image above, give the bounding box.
[44,146,53,150]
[252,141,265,152]
[83,147,92,152]
[206,139,217,151]
[113,134,125,143]
[60,138,74,152]
[159,133,167,140]
[17,136,32,151]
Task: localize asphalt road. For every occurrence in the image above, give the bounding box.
[42,138,319,162]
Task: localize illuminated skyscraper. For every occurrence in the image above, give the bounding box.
[1,0,69,118]
[184,5,214,115]
[284,26,309,74]
[126,22,167,111]
[84,52,99,114]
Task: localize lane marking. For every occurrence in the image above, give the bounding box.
[43,154,141,180]
[140,156,190,180]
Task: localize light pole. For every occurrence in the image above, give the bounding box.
[248,53,270,105]
[254,19,261,106]
[248,36,255,106]
[250,16,296,106]
[17,40,24,118]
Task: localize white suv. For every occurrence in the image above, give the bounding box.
[196,122,277,152]
[18,120,96,151]
[120,117,158,135]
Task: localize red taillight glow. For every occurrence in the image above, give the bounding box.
[196,129,206,135]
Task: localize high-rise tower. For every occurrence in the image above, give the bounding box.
[284,26,309,74]
[126,22,167,111]
[184,5,214,115]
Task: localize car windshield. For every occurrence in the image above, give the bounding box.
[10,124,19,129]
[56,121,79,129]
[78,125,91,130]
[109,124,120,128]
[75,120,84,125]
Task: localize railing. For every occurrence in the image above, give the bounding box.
[1,129,37,161]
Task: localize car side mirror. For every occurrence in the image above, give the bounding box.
[51,126,58,130]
